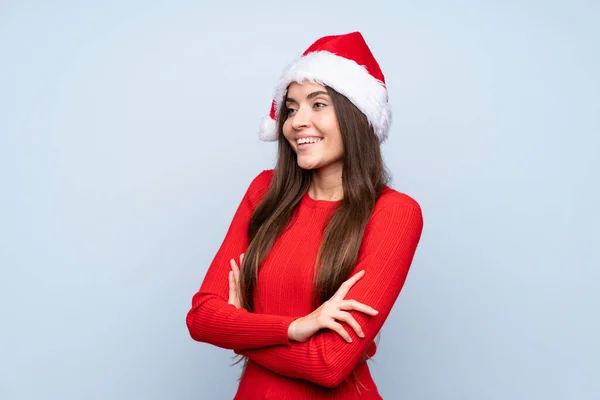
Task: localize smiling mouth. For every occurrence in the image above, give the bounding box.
[296,137,323,148]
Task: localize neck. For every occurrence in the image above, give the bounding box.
[308,163,343,201]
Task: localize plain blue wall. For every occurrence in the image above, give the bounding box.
[1,1,598,399]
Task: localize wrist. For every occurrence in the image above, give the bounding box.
[288,319,297,341]
[288,318,300,342]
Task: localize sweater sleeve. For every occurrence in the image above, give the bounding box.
[235,202,423,388]
[186,170,297,350]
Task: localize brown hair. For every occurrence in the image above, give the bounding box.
[233,85,389,392]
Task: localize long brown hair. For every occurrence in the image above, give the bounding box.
[233,84,390,392]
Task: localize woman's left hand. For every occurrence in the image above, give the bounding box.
[228,253,244,309]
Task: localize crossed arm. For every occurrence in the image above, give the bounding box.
[186,171,423,387]
[186,172,297,350]
[234,203,423,388]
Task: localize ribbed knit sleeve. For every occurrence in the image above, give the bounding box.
[186,170,297,350]
[235,202,423,388]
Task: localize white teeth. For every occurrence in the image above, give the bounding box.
[297,137,323,145]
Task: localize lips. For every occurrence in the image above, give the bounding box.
[296,137,323,145]
[297,138,323,152]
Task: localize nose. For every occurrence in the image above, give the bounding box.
[291,105,311,130]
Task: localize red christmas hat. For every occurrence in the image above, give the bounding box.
[259,31,391,143]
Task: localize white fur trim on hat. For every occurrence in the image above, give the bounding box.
[261,50,392,143]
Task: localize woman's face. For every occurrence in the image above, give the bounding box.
[282,81,344,172]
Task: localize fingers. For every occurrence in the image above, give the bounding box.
[331,310,364,338]
[229,258,242,308]
[228,270,236,305]
[339,299,379,316]
[324,320,353,343]
[230,258,240,283]
[230,253,245,280]
[331,270,365,301]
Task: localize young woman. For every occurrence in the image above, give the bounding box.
[186,31,424,399]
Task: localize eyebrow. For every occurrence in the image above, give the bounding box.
[285,90,330,104]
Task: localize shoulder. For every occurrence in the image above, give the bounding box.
[358,186,423,255]
[245,169,275,207]
[375,186,421,213]
[370,186,423,227]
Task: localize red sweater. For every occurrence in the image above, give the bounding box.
[186,170,423,399]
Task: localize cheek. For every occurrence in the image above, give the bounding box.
[323,120,342,146]
[282,121,296,148]
[282,120,291,139]
[317,112,340,137]
[329,127,344,156]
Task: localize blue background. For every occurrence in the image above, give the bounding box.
[1,1,598,399]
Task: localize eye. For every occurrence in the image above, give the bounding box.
[286,107,297,115]
[313,102,327,109]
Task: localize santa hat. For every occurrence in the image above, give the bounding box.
[259,31,391,143]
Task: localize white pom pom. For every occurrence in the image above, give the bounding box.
[259,116,278,142]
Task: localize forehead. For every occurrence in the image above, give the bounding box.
[286,81,328,98]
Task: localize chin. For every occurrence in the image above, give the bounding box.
[296,158,321,170]
[297,163,318,171]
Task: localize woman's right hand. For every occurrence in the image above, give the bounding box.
[288,270,379,343]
